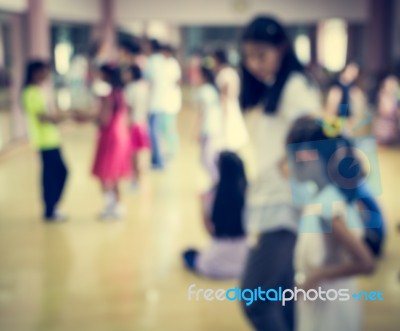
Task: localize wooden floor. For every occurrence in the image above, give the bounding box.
[0,109,399,331]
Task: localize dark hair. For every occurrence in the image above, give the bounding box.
[24,60,50,87]
[213,49,228,65]
[240,16,305,113]
[150,39,162,53]
[99,64,123,89]
[200,65,216,86]
[286,116,364,202]
[130,65,142,81]
[211,152,247,238]
[119,40,141,55]
[99,64,124,113]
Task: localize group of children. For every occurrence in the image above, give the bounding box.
[22,45,180,220]
[21,26,387,331]
[182,16,385,331]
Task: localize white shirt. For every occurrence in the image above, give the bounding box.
[216,66,248,150]
[145,53,169,112]
[244,72,322,234]
[196,83,223,137]
[164,57,182,114]
[295,185,364,277]
[295,185,363,331]
[124,80,150,124]
[216,66,240,98]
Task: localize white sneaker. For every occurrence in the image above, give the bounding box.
[130,181,139,192]
[98,204,124,221]
[45,210,68,223]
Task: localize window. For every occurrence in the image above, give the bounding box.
[294,34,311,65]
[318,19,348,72]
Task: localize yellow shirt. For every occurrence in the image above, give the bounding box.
[22,85,60,150]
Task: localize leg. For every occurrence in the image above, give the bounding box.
[148,112,163,168]
[164,113,179,159]
[53,149,68,209]
[201,137,220,183]
[241,230,296,331]
[132,153,140,182]
[41,149,66,219]
[169,114,179,157]
[41,150,55,218]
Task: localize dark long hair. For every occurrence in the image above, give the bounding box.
[286,116,364,202]
[130,65,143,81]
[200,65,217,87]
[23,60,50,87]
[99,64,124,112]
[211,152,247,238]
[213,49,228,65]
[240,16,305,113]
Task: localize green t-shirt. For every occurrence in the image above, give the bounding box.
[22,85,60,150]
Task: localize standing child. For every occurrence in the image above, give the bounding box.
[22,60,69,222]
[374,75,400,145]
[325,62,368,135]
[162,45,182,161]
[183,151,248,279]
[213,49,248,151]
[75,64,131,219]
[285,116,376,331]
[123,65,151,189]
[195,66,224,182]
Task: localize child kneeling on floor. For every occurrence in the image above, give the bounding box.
[183,151,248,279]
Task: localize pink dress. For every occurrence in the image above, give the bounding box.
[130,123,151,151]
[92,91,132,181]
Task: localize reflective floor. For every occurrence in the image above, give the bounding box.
[0,109,399,331]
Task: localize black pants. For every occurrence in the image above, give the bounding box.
[40,148,68,219]
[241,230,296,331]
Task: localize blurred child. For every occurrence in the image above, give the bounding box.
[75,64,131,219]
[183,151,248,279]
[213,49,248,151]
[286,116,376,331]
[22,60,69,222]
[195,66,224,182]
[325,62,368,135]
[123,65,151,189]
[374,75,400,145]
[161,45,182,161]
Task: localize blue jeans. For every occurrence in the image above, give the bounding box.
[149,112,164,168]
[161,113,179,159]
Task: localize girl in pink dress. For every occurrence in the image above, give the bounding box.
[76,64,131,219]
[123,65,151,189]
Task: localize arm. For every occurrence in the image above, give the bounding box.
[325,87,342,119]
[74,97,112,126]
[302,216,375,290]
[219,84,229,112]
[39,111,69,124]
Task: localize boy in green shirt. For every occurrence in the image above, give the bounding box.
[22,60,69,222]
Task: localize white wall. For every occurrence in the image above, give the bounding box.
[0,0,369,26]
[0,0,101,23]
[116,0,369,26]
[0,0,25,12]
[47,0,101,23]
